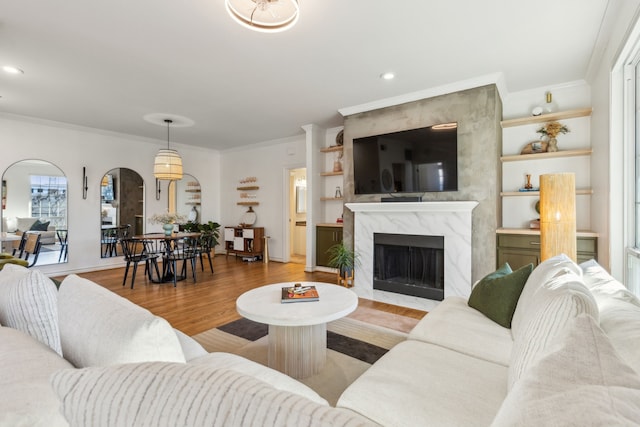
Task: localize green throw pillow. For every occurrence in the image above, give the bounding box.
[30,220,50,231]
[468,263,534,328]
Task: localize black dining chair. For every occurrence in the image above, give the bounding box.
[193,232,215,273]
[121,238,160,289]
[11,232,27,258]
[165,237,198,287]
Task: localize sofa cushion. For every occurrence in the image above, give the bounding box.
[51,362,377,427]
[58,274,185,367]
[29,219,50,231]
[492,315,640,426]
[511,253,582,338]
[468,263,533,328]
[408,296,513,366]
[189,352,328,405]
[508,274,599,390]
[337,340,508,427]
[0,326,72,427]
[580,259,640,308]
[3,269,61,355]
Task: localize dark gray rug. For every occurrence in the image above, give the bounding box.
[217,317,389,364]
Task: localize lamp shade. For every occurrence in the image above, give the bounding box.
[153,149,183,180]
[225,0,299,33]
[540,173,576,262]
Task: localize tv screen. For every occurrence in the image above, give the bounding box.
[353,123,458,195]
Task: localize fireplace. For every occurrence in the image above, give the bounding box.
[346,201,478,311]
[373,233,444,300]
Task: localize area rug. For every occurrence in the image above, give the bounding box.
[192,316,408,405]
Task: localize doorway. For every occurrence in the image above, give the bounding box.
[289,168,306,264]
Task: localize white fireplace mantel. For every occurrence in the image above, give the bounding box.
[346,201,478,312]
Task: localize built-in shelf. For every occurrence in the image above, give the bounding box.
[320,197,344,201]
[501,108,592,128]
[185,189,201,193]
[237,201,259,206]
[320,171,343,177]
[501,188,593,197]
[497,227,599,238]
[320,146,344,153]
[185,202,201,205]
[237,186,259,191]
[501,148,592,162]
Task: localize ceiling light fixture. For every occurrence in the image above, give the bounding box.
[225,0,299,33]
[380,72,395,80]
[153,119,183,181]
[2,66,24,75]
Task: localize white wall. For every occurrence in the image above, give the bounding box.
[220,136,306,262]
[0,114,221,276]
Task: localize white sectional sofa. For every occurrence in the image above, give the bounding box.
[2,216,57,245]
[1,255,639,426]
[337,255,640,426]
[0,266,373,427]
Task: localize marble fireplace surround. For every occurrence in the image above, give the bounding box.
[346,201,478,312]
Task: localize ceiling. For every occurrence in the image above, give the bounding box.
[0,0,612,150]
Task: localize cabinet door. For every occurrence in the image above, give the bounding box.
[224,228,235,242]
[233,237,244,251]
[316,227,343,267]
[497,248,541,270]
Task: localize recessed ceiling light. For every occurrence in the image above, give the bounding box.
[380,72,395,80]
[3,66,24,75]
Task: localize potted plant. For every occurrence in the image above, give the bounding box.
[326,242,359,287]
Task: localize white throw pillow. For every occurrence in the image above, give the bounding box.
[510,254,581,338]
[492,315,640,426]
[51,362,375,427]
[58,274,185,367]
[0,263,30,324]
[4,269,61,355]
[508,274,598,390]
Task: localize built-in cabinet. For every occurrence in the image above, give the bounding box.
[224,226,264,260]
[498,107,597,267]
[316,224,343,267]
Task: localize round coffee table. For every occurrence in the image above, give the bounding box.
[236,282,358,378]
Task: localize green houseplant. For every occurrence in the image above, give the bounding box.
[326,242,359,287]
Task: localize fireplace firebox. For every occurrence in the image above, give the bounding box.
[373,233,444,301]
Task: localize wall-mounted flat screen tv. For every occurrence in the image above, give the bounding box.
[353,123,458,195]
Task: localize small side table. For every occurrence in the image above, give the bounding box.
[236,282,358,378]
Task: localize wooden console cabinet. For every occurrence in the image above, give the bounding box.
[224,227,264,260]
[496,231,597,270]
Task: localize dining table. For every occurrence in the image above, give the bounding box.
[132,232,201,284]
[0,232,22,253]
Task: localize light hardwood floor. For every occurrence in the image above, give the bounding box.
[62,254,427,336]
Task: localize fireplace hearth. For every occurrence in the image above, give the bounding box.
[374,233,444,300]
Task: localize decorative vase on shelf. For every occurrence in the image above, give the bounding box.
[547,137,558,152]
[162,223,174,236]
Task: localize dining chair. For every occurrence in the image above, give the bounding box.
[121,238,160,289]
[56,229,68,262]
[22,233,42,267]
[194,233,215,273]
[11,232,27,258]
[165,237,198,287]
[101,228,118,257]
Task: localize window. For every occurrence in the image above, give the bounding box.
[30,175,67,228]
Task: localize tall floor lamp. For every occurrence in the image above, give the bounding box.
[540,173,576,262]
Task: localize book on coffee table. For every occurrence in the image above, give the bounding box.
[281,285,319,303]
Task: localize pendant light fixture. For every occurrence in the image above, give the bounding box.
[153,119,183,181]
[225,0,299,33]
